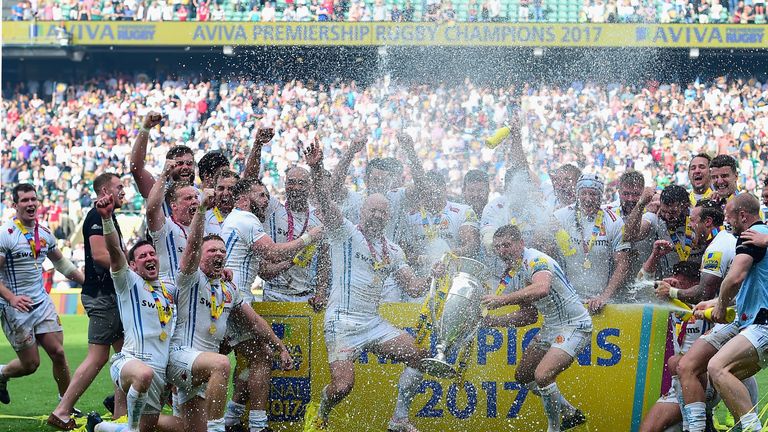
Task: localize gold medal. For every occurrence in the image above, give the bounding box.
[209,324,217,335]
[583,259,592,269]
[159,331,167,341]
[372,275,382,286]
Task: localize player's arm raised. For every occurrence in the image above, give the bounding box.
[623,187,655,242]
[329,134,367,198]
[130,111,163,198]
[95,195,129,273]
[242,128,274,179]
[307,136,342,230]
[179,189,213,275]
[146,159,174,233]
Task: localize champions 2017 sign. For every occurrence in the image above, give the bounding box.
[3,22,767,48]
[255,303,669,432]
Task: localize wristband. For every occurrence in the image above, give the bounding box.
[300,232,312,246]
[669,287,679,300]
[102,217,115,235]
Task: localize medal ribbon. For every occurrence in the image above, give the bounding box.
[286,205,310,241]
[668,216,693,262]
[14,217,41,260]
[495,261,522,296]
[420,208,442,241]
[358,225,390,270]
[209,279,232,324]
[212,207,224,224]
[576,208,604,256]
[146,281,173,331]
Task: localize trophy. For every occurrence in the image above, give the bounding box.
[420,256,490,379]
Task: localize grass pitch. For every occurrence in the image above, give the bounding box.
[1,315,767,432]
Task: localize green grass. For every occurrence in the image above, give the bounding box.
[0,316,115,432]
[1,316,767,432]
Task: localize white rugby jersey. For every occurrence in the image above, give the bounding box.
[326,220,408,324]
[553,205,629,300]
[642,212,705,275]
[173,269,243,352]
[0,219,58,306]
[149,217,190,286]
[265,203,323,298]
[700,230,736,280]
[111,267,177,371]
[405,201,479,273]
[221,208,267,302]
[495,248,591,330]
[204,208,227,236]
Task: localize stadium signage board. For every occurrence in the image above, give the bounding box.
[253,302,668,432]
[3,21,767,48]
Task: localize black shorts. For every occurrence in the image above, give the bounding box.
[81,294,124,345]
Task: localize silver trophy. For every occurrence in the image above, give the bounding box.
[420,256,490,379]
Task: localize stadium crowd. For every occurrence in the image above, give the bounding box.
[2,72,768,432]
[3,75,768,230]
[6,0,768,23]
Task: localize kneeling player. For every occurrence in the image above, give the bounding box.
[87,195,177,432]
[481,224,592,432]
[170,190,292,432]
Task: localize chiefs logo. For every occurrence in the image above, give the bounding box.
[555,335,565,344]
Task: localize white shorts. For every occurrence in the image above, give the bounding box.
[110,352,170,415]
[534,326,592,358]
[701,322,740,350]
[263,289,313,303]
[656,383,679,404]
[167,346,205,406]
[324,316,404,363]
[739,324,768,369]
[0,298,62,352]
[225,312,256,348]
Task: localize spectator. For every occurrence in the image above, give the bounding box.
[177,4,188,20]
[372,0,389,21]
[146,1,163,20]
[211,3,224,20]
[197,0,209,20]
[282,3,296,20]
[261,1,275,20]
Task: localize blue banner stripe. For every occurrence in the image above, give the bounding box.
[630,306,654,432]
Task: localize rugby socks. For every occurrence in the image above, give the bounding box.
[126,386,147,431]
[672,376,689,430]
[318,386,331,420]
[539,383,563,432]
[394,367,424,419]
[224,401,246,427]
[744,376,759,406]
[248,409,268,432]
[739,412,762,431]
[684,401,706,432]
[94,423,129,432]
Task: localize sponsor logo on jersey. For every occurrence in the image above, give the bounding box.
[702,251,722,271]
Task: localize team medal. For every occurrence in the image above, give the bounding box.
[576,209,604,272]
[14,217,41,270]
[209,279,229,335]
[583,258,592,269]
[147,281,173,342]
